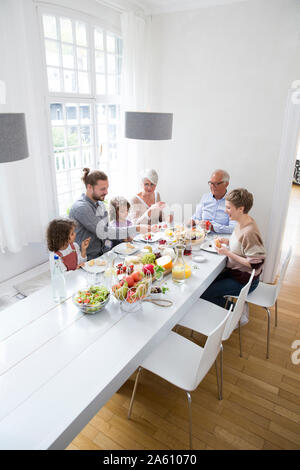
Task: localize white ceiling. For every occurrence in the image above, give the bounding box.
[126,0,250,15]
[98,0,250,15]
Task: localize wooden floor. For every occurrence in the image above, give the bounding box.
[67,185,300,451]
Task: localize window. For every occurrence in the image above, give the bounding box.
[41,12,122,215]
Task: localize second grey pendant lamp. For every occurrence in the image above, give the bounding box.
[125,111,173,140]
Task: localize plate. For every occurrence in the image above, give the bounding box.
[200,239,218,253]
[193,254,206,263]
[151,223,168,233]
[81,257,107,273]
[134,232,162,243]
[113,242,140,256]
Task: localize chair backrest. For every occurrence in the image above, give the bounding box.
[274,246,292,302]
[195,308,231,388]
[222,269,255,341]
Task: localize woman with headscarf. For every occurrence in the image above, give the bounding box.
[129,168,169,225]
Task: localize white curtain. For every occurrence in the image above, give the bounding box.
[114,11,151,200]
[0,0,53,254]
[263,87,300,283]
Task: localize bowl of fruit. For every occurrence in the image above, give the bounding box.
[112,271,152,313]
[72,285,110,314]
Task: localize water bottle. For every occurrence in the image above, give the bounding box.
[51,255,67,302]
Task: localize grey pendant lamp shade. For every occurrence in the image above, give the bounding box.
[125,111,173,140]
[0,113,29,163]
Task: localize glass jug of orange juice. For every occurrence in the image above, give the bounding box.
[172,245,186,283]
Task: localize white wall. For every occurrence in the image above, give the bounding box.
[1,0,300,282]
[144,0,300,239]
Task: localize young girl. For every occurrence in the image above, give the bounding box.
[106,197,133,249]
[47,219,90,272]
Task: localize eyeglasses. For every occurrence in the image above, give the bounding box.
[208,181,224,188]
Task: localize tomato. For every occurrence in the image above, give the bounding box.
[84,299,90,303]
[132,271,143,283]
[125,274,135,287]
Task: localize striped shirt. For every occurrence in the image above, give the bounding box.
[192,192,236,234]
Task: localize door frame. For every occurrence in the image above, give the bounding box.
[263,84,300,283]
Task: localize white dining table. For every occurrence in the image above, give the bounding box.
[0,248,226,450]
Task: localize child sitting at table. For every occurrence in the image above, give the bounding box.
[46,218,90,272]
[105,196,133,249]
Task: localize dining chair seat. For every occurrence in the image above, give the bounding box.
[246,281,278,308]
[141,331,205,392]
[225,247,292,359]
[128,310,231,450]
[178,270,255,357]
[178,298,228,338]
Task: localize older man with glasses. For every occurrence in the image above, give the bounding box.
[190,169,236,234]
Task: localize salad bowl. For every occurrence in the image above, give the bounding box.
[72,285,110,314]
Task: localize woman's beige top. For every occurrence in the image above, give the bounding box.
[227,217,266,283]
[129,191,165,225]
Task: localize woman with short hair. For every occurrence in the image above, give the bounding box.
[129,168,169,225]
[201,188,266,307]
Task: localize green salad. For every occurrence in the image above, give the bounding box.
[74,285,109,308]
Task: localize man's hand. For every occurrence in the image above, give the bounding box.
[196,220,206,229]
[196,220,214,232]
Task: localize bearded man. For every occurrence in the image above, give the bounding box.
[69,168,147,260]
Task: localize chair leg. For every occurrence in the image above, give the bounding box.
[214,359,221,400]
[186,392,193,450]
[220,344,223,400]
[238,320,243,357]
[264,308,271,359]
[214,346,223,400]
[275,300,278,327]
[128,366,142,419]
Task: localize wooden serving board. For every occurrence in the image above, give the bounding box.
[191,237,205,246]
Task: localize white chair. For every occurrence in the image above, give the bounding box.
[242,246,292,359]
[127,309,231,450]
[176,270,255,395]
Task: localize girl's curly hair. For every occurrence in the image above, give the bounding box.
[46,218,76,252]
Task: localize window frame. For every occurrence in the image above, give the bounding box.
[37,4,123,216]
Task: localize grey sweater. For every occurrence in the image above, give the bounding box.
[69,194,138,260]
